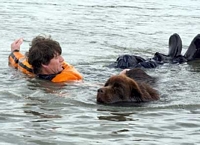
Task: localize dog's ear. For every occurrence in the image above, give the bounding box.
[129,79,144,102]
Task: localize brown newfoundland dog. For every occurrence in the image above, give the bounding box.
[97,68,159,105]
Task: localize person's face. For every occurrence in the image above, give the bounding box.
[41,54,64,74]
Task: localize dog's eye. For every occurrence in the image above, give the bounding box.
[113,84,125,100]
[113,83,120,88]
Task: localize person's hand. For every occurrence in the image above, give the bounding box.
[119,69,130,75]
[11,38,23,52]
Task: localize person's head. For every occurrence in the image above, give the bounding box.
[28,35,64,75]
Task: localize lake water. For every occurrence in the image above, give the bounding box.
[1,0,200,144]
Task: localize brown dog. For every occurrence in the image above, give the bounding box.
[97,68,159,104]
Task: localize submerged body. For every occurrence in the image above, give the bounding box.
[110,33,200,69]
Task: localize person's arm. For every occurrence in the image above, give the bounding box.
[11,38,23,52]
[8,38,25,68]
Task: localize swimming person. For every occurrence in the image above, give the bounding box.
[109,33,200,69]
[9,35,83,83]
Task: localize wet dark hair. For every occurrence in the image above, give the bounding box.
[27,35,62,74]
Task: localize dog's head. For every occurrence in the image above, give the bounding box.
[97,74,144,104]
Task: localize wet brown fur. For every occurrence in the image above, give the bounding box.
[97,68,159,104]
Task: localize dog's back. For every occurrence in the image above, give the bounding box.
[125,68,157,86]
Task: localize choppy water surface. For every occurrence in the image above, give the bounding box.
[1,0,200,144]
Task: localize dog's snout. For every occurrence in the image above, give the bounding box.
[97,88,105,103]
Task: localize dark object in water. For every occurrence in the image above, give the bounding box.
[97,68,159,105]
[109,33,200,69]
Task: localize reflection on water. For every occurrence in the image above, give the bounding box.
[98,109,136,121]
[24,110,62,119]
[187,60,200,72]
[1,0,200,144]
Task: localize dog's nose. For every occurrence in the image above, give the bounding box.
[97,88,104,93]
